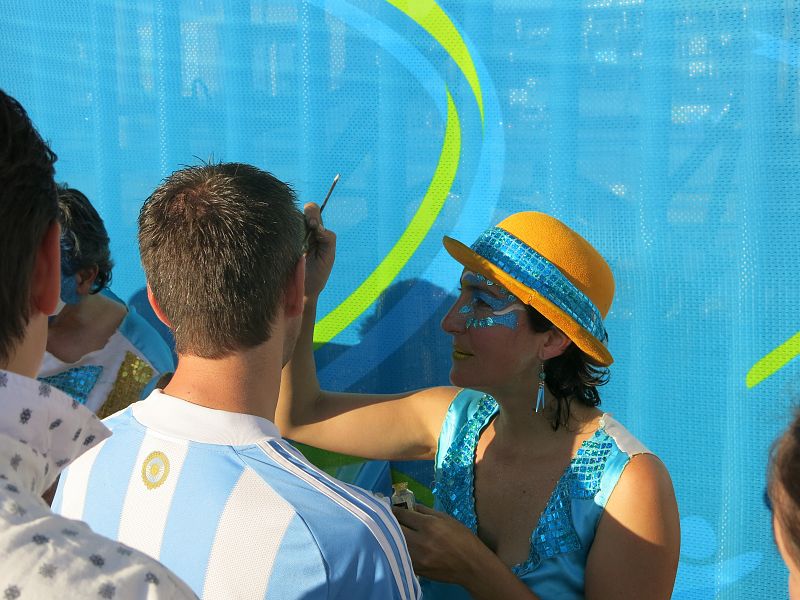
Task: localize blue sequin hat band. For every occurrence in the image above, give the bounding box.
[442,212,615,366]
[470,227,608,344]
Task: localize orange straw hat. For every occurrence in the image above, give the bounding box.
[443,212,615,366]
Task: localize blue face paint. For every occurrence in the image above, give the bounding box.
[59,235,82,306]
[59,271,81,305]
[473,289,515,311]
[467,312,519,329]
[459,271,526,330]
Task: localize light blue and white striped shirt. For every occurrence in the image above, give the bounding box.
[53,390,421,600]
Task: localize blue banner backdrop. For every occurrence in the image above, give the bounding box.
[3,1,798,597]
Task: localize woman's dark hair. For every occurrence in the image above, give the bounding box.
[768,411,800,567]
[526,305,609,431]
[57,185,113,293]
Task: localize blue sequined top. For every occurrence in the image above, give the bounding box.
[425,389,650,599]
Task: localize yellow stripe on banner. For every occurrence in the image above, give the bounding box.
[386,0,484,124]
[313,90,461,346]
[746,330,800,388]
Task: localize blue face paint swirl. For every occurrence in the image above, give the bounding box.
[59,236,82,305]
[459,272,526,330]
[59,271,81,305]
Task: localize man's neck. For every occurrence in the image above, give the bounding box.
[162,341,283,422]
[4,312,49,378]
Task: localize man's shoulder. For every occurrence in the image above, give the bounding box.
[237,445,417,598]
[98,403,138,430]
[240,441,400,541]
[1,507,196,598]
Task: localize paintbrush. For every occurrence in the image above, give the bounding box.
[303,173,340,252]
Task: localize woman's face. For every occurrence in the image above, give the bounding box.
[774,511,800,599]
[440,270,542,393]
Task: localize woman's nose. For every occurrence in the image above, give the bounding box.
[441,298,468,335]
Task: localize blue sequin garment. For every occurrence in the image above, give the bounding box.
[39,366,103,406]
[432,393,614,576]
[432,396,497,531]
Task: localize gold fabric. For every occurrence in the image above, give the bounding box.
[97,352,153,419]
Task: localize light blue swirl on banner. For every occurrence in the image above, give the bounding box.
[314,0,448,115]
[318,4,504,389]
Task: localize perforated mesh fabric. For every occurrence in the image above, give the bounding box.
[2,1,797,597]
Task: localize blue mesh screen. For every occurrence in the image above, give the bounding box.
[2,1,797,597]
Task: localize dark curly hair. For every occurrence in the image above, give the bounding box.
[57,186,114,293]
[526,305,609,431]
[0,89,59,365]
[768,410,800,569]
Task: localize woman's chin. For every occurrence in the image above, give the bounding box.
[448,365,465,387]
[449,364,481,389]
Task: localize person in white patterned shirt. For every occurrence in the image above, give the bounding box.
[0,88,196,600]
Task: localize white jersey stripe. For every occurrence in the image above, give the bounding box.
[116,432,189,559]
[329,467,419,598]
[260,440,414,600]
[56,439,106,521]
[202,468,296,600]
[273,440,419,598]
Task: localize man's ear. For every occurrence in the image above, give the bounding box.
[31,221,61,316]
[540,327,572,361]
[283,256,306,319]
[147,285,171,327]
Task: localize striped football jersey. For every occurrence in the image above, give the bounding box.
[54,390,420,600]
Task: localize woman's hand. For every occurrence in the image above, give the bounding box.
[392,504,541,599]
[302,202,336,301]
[392,504,486,583]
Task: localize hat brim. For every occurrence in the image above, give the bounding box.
[443,235,613,366]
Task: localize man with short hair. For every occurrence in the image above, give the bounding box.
[0,89,196,598]
[55,163,420,599]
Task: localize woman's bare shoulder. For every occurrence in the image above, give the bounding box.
[585,454,680,599]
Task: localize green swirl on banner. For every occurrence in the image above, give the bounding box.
[746,330,800,388]
[386,0,484,124]
[313,90,461,345]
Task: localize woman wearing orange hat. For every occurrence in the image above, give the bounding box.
[280,209,680,599]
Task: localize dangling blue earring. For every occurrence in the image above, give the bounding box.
[535,364,546,413]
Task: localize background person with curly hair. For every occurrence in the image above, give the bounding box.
[39,186,174,417]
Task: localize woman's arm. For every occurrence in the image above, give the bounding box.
[275,203,456,461]
[584,454,680,599]
[393,505,540,600]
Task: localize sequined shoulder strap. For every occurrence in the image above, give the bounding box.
[433,394,497,533]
